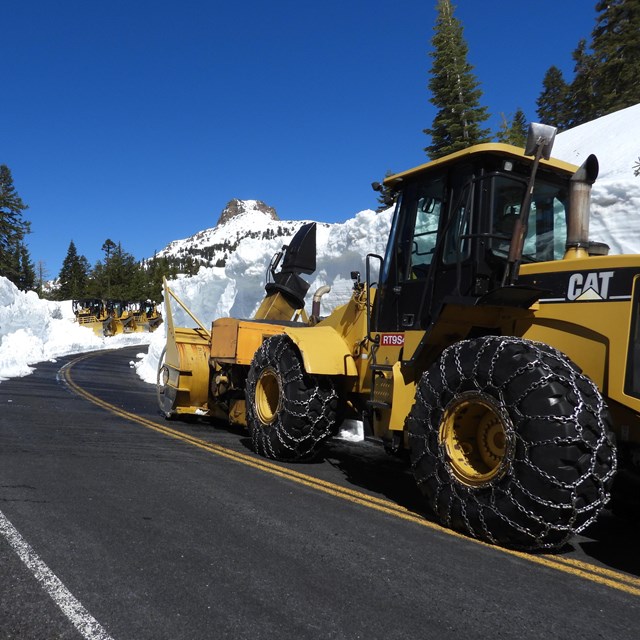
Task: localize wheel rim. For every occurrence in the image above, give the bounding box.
[439,392,510,487]
[255,368,282,424]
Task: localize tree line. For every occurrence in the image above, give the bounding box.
[3,1,639,289]
[425,0,640,158]
[52,239,196,302]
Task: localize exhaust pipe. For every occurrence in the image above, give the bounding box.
[311,285,331,321]
[564,154,599,259]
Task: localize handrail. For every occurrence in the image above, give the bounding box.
[162,277,211,337]
[365,253,383,344]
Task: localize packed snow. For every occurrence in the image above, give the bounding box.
[553,103,640,255]
[2,104,640,397]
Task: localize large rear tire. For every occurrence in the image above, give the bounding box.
[407,336,617,550]
[246,334,340,460]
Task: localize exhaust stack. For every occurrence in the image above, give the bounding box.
[565,154,599,259]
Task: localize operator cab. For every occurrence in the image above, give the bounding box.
[372,143,577,333]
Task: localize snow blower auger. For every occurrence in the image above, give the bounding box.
[157,123,640,551]
[157,284,212,418]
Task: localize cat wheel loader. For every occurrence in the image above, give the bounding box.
[159,123,640,551]
[133,301,163,333]
[72,299,115,336]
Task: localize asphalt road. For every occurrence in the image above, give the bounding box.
[0,346,639,640]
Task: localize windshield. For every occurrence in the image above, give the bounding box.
[490,174,569,262]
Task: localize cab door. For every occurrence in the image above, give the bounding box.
[373,163,478,332]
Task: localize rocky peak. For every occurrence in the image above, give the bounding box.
[216,199,279,227]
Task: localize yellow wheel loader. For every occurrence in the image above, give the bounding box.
[72,299,115,336]
[133,301,163,332]
[159,123,639,551]
[109,300,163,334]
[107,300,137,334]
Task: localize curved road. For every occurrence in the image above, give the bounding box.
[0,346,639,639]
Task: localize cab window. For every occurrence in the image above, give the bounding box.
[409,187,443,278]
[490,175,568,262]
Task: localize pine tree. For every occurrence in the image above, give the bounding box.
[536,66,571,131]
[497,109,528,146]
[590,0,640,116]
[540,1,640,130]
[91,239,145,300]
[0,165,31,285]
[568,39,600,127]
[35,260,48,297]
[57,240,90,300]
[17,243,36,291]
[424,0,491,159]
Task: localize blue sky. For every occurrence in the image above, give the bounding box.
[2,1,596,276]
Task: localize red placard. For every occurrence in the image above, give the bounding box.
[380,333,404,347]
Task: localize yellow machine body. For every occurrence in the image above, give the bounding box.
[73,300,115,337]
[74,299,162,336]
[158,136,640,549]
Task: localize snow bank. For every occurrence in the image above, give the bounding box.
[553,103,640,254]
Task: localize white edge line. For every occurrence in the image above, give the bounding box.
[0,509,114,640]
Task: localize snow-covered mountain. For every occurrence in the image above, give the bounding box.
[155,198,313,269]
[3,104,640,385]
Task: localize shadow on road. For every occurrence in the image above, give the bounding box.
[576,512,640,577]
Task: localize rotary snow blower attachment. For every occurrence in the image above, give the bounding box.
[158,123,640,551]
[158,222,325,420]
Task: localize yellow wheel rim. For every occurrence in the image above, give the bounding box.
[439,392,510,487]
[255,368,281,424]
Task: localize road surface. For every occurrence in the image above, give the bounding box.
[0,346,638,639]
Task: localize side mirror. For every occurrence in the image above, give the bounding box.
[524,122,557,160]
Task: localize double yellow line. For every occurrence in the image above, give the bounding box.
[61,353,640,598]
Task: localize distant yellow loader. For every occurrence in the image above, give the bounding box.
[73,299,162,335]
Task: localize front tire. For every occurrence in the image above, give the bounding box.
[407,336,616,550]
[246,334,339,460]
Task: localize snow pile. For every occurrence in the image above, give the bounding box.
[553,103,640,254]
[2,104,640,390]
[0,278,152,381]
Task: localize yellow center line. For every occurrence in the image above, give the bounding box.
[60,353,640,598]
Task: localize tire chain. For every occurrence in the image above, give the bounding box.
[248,335,339,460]
[409,335,617,550]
